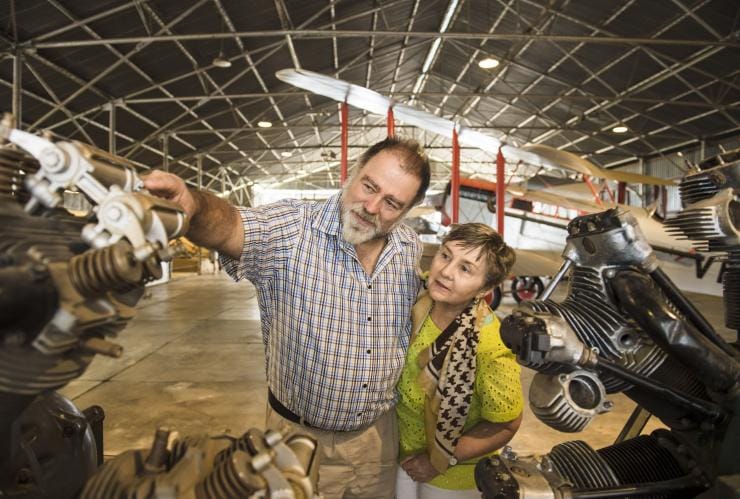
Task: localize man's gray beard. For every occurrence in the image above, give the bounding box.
[341,202,382,245]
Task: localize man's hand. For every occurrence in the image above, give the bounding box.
[142,170,199,219]
[400,453,439,483]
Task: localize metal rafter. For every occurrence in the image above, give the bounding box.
[26,31,738,49]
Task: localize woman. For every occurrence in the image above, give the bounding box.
[396,223,523,498]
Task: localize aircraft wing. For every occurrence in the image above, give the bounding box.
[508,187,612,213]
[511,249,563,277]
[277,68,676,186]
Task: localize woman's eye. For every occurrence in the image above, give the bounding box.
[461,265,470,273]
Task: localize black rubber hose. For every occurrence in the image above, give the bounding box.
[650,267,737,359]
[612,270,740,392]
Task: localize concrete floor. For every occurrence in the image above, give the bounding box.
[59,271,733,460]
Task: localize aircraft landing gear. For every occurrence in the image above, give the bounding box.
[511,276,545,303]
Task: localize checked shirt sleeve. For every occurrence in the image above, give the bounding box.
[220,200,303,284]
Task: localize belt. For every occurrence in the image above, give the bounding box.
[268,389,314,428]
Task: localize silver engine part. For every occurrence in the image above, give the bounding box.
[529,370,612,433]
[0,120,319,498]
[521,210,668,393]
[81,428,319,499]
[665,155,740,332]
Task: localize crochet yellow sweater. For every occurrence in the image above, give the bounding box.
[396,310,523,490]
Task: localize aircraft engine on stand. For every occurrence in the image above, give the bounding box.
[475,184,739,498]
[0,115,318,499]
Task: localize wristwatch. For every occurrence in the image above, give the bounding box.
[449,456,458,466]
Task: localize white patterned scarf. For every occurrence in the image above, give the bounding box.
[414,292,490,473]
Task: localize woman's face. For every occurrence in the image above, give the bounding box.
[428,241,489,308]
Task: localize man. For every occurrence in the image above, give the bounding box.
[143,137,431,498]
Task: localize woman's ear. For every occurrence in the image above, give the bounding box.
[476,286,492,301]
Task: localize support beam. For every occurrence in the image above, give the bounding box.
[28,31,738,49]
[12,51,21,127]
[108,101,117,154]
[451,128,460,224]
[162,134,169,172]
[341,101,348,184]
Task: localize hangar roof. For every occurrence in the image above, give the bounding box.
[1,0,738,196]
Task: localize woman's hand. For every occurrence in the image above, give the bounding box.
[400,453,439,483]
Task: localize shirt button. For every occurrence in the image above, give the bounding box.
[357,412,363,417]
[363,383,368,388]
[367,316,372,322]
[366,349,371,354]
[368,284,372,289]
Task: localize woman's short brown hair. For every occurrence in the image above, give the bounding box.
[441,223,516,288]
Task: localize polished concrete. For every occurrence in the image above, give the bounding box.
[60,271,733,459]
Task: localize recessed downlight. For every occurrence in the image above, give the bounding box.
[257,121,273,128]
[478,57,500,69]
[612,125,628,134]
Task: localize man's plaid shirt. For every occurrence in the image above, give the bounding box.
[221,192,422,431]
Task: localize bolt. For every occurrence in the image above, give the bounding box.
[106,206,123,222]
[40,148,64,172]
[15,468,32,484]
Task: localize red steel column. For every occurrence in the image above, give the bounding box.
[583,175,604,207]
[451,128,460,223]
[496,147,505,237]
[617,181,626,204]
[387,107,395,137]
[340,101,348,185]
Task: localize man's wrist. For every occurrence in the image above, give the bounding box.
[189,189,206,221]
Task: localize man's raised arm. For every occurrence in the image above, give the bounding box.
[143,170,244,260]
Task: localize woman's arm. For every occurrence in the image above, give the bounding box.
[453,412,522,462]
[400,413,522,483]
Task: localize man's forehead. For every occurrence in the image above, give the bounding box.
[359,152,419,202]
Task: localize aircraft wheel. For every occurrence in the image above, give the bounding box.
[483,286,503,310]
[511,276,544,303]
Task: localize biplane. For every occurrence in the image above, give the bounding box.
[276,69,725,302]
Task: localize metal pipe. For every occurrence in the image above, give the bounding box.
[596,357,722,421]
[162,134,169,172]
[340,101,348,185]
[27,31,736,49]
[540,259,573,300]
[108,102,116,154]
[12,52,22,127]
[81,92,716,107]
[569,475,704,498]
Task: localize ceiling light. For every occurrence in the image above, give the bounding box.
[280,151,292,157]
[212,53,231,68]
[478,57,499,69]
[257,121,272,128]
[612,125,628,134]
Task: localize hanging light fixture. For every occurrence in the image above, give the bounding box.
[212,22,231,68]
[212,53,231,68]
